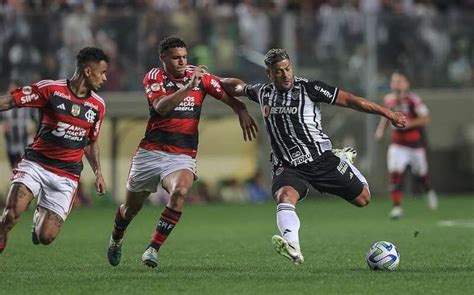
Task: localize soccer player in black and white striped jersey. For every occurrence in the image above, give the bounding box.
[221,49,406,265]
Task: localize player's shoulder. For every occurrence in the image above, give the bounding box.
[90,91,106,110]
[407,92,423,103]
[144,67,164,83]
[34,79,67,89]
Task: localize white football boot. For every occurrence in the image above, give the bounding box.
[142,247,159,268]
[271,235,304,265]
[332,147,357,164]
[389,206,403,219]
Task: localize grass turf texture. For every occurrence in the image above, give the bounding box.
[0,195,472,295]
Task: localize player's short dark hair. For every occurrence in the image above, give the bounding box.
[76,47,109,69]
[159,36,187,54]
[264,49,290,67]
[392,70,410,81]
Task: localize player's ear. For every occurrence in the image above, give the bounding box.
[265,68,271,79]
[84,66,91,77]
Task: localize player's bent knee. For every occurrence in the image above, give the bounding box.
[170,186,189,198]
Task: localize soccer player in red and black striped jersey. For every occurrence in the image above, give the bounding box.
[0,47,108,253]
[107,36,258,268]
[375,71,438,219]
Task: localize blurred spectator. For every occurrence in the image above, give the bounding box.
[245,171,270,203]
[219,178,247,203]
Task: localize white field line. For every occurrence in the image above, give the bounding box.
[437,219,474,228]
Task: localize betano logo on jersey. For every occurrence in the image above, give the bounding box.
[52,122,86,141]
[174,96,195,111]
[263,105,298,117]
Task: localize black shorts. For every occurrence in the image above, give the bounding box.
[271,151,365,201]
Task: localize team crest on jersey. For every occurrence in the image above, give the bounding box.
[150,83,161,92]
[71,104,81,116]
[22,86,32,95]
[85,109,96,123]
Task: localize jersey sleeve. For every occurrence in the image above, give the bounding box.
[411,94,429,116]
[244,83,263,103]
[10,81,51,108]
[305,80,338,104]
[143,73,166,105]
[89,105,105,142]
[201,74,225,100]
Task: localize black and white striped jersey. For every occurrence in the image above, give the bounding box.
[244,77,339,167]
[0,107,37,155]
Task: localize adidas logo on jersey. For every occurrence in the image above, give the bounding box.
[57,103,66,110]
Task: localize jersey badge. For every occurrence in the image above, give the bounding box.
[150,83,161,92]
[71,104,81,117]
[22,86,32,95]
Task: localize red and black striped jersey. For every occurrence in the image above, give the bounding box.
[384,92,429,148]
[10,79,106,180]
[139,66,225,158]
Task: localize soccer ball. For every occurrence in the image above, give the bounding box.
[366,241,400,271]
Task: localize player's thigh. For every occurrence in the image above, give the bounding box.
[312,160,365,203]
[3,183,34,216]
[410,148,429,176]
[36,207,64,239]
[387,144,410,173]
[271,166,309,203]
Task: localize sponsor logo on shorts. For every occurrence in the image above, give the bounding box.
[337,160,349,175]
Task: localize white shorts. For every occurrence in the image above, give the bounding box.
[387,144,428,176]
[126,148,197,193]
[11,160,78,221]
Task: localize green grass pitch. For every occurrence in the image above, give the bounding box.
[0,195,472,295]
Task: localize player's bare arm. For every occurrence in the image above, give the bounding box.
[85,141,106,195]
[153,66,207,116]
[335,90,406,128]
[220,92,258,141]
[220,78,248,98]
[0,95,16,111]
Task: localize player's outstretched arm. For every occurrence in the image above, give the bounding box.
[84,141,106,195]
[0,94,16,111]
[153,66,207,116]
[220,78,247,98]
[335,90,406,128]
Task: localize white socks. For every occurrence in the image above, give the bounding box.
[276,203,300,246]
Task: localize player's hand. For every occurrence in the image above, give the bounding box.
[389,111,406,128]
[237,109,258,141]
[95,173,106,196]
[189,65,207,88]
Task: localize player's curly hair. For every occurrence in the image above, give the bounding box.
[264,49,290,67]
[76,47,109,69]
[159,36,187,54]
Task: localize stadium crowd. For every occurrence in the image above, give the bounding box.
[0,0,473,92]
